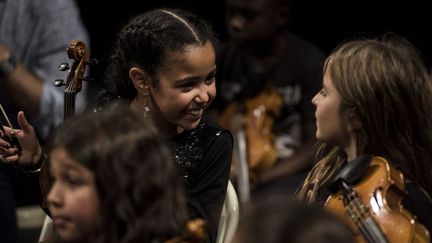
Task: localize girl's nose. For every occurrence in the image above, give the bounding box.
[194,85,211,105]
[47,182,62,208]
[311,93,319,106]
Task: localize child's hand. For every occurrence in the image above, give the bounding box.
[0,111,42,168]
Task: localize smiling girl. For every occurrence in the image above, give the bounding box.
[100,9,233,242]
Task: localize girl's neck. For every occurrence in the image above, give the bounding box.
[130,98,177,139]
[154,117,177,139]
[344,136,358,162]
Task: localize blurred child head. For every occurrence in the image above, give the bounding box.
[233,195,355,243]
[47,103,187,243]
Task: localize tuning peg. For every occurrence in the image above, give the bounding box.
[54,79,66,87]
[58,63,70,71]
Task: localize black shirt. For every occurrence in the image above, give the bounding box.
[171,120,233,243]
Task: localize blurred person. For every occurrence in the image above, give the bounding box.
[233,196,355,243]
[211,0,325,199]
[0,0,89,241]
[0,0,89,139]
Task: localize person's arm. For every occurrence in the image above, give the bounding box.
[0,45,43,119]
[257,120,315,184]
[0,0,89,138]
[0,111,49,212]
[187,132,233,243]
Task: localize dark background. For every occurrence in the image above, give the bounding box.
[76,0,432,81]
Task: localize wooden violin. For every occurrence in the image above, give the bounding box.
[218,86,282,182]
[165,219,207,243]
[55,40,89,119]
[325,155,430,243]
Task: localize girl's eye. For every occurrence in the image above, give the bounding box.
[205,75,216,85]
[319,89,326,97]
[179,83,194,92]
[64,174,83,187]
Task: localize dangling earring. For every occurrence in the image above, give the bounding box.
[143,95,150,117]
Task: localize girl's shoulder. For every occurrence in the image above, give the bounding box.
[175,118,232,143]
[173,120,231,147]
[200,119,231,138]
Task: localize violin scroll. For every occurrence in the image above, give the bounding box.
[64,40,89,94]
[55,40,90,119]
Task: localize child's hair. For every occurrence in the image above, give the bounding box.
[49,102,188,243]
[104,8,217,100]
[297,34,432,202]
[235,195,355,243]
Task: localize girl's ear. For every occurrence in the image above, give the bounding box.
[129,67,150,95]
[346,108,362,131]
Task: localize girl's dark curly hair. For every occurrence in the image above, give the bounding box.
[49,102,188,243]
[104,8,217,101]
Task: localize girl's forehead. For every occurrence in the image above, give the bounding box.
[166,43,214,62]
[50,147,87,172]
[160,42,215,75]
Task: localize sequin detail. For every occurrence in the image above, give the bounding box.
[171,122,223,187]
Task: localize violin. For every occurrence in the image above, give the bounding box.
[55,40,89,119]
[40,40,89,205]
[218,86,282,182]
[165,219,208,243]
[324,155,430,243]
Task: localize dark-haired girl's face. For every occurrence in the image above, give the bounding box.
[150,41,216,132]
[47,147,99,242]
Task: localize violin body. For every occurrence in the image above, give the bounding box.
[325,156,430,243]
[218,87,282,180]
[165,219,207,243]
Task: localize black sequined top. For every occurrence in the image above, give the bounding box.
[171,122,222,186]
[170,120,233,243]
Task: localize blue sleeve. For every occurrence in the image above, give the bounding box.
[29,0,90,138]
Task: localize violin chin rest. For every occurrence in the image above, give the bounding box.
[328,154,373,194]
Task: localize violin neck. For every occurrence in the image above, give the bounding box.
[357,217,389,243]
[344,190,388,243]
[64,92,76,120]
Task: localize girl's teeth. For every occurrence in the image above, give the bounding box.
[189,110,200,115]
